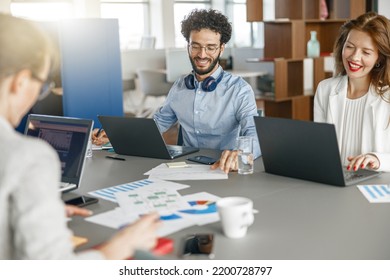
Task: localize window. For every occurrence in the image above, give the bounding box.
[174,0,264,48]
[174,0,211,48]
[226,0,263,48]
[10,0,73,21]
[101,0,149,49]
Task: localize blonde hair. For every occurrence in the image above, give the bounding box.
[0,13,55,80]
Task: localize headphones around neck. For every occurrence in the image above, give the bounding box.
[184,71,224,92]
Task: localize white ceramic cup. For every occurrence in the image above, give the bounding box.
[216,197,254,238]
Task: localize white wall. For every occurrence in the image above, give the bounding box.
[0,0,10,13]
[73,0,101,18]
[120,49,166,80]
[378,0,390,18]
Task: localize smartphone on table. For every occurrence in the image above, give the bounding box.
[64,195,98,207]
[187,155,217,165]
[179,233,215,259]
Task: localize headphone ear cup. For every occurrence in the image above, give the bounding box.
[201,76,217,92]
[184,74,195,90]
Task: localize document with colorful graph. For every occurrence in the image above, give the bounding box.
[115,187,189,216]
[86,191,221,236]
[88,179,190,202]
[357,184,390,203]
[178,192,221,225]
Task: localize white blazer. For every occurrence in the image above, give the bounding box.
[314,75,390,172]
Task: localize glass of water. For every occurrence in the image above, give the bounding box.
[237,136,254,175]
[86,138,93,158]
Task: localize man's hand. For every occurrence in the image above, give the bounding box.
[211,150,239,173]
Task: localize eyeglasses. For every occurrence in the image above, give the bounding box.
[188,44,220,55]
[31,72,55,100]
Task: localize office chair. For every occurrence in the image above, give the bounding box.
[136,69,173,117]
[122,78,136,91]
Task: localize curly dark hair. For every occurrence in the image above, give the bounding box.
[181,9,232,44]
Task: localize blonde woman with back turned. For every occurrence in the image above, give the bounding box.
[0,13,160,260]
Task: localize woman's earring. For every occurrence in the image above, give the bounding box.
[375,62,381,68]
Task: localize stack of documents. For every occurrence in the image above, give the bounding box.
[88,178,190,203]
[86,189,221,236]
[144,163,228,180]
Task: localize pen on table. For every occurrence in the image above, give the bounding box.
[106,155,126,161]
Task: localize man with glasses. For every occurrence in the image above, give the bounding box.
[154,9,261,173]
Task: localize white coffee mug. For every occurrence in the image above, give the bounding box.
[216,197,254,238]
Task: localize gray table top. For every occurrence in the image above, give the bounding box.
[64,149,390,260]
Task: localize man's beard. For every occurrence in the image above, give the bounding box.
[189,52,221,76]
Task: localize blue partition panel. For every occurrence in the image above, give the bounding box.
[59,19,123,128]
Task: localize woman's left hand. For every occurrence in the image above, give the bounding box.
[347,153,380,171]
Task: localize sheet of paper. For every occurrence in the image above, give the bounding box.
[357,184,390,203]
[92,142,113,151]
[85,192,222,236]
[85,207,197,237]
[144,163,228,180]
[85,207,138,229]
[116,188,190,216]
[88,179,190,202]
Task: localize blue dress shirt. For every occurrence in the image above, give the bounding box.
[154,66,261,158]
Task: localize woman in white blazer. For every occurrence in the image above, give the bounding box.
[0,14,160,259]
[314,12,390,172]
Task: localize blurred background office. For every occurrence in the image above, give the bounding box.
[2,0,388,121]
[1,0,274,117]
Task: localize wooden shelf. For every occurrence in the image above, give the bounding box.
[254,56,328,101]
[273,0,366,20]
[275,0,316,20]
[246,0,263,22]
[263,96,313,120]
[274,58,304,100]
[304,20,345,55]
[264,21,305,59]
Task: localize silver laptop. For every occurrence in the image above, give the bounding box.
[254,116,381,186]
[98,115,199,159]
[24,114,93,192]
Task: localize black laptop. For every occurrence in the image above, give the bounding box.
[98,115,199,159]
[24,114,93,192]
[254,116,380,186]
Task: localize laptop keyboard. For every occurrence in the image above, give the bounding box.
[166,144,199,159]
[59,182,76,191]
[342,167,379,184]
[343,171,365,181]
[168,149,182,157]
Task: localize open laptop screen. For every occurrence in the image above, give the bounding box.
[24,114,92,185]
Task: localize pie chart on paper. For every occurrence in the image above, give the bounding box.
[179,200,217,215]
[160,213,182,221]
